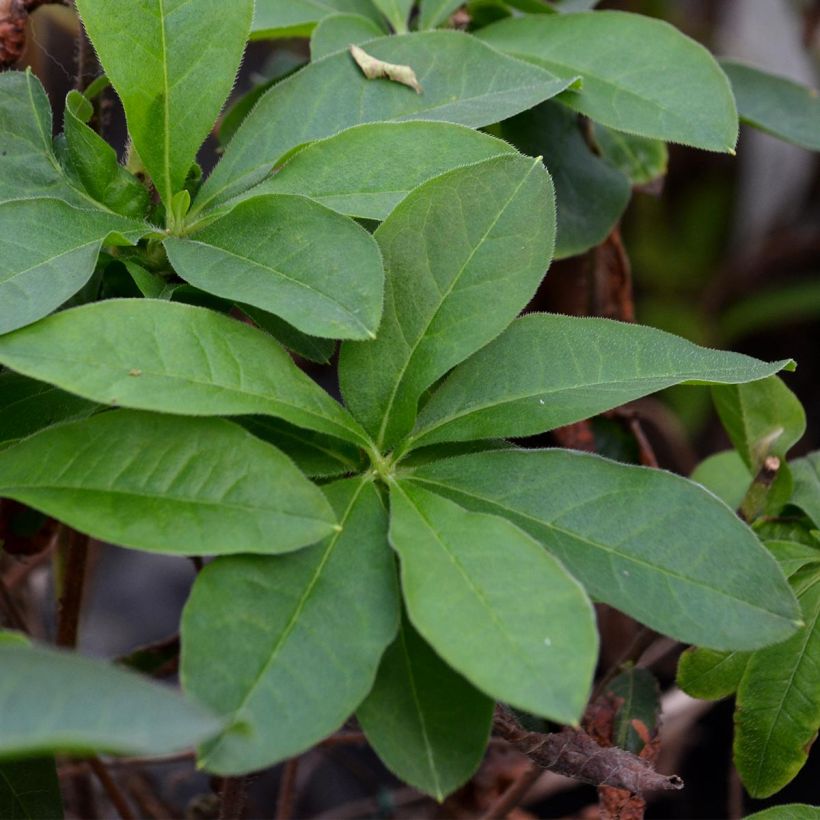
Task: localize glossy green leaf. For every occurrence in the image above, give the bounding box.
[0,410,336,556]
[408,314,793,449]
[409,449,802,650]
[0,300,368,447]
[608,667,659,754]
[721,61,820,152]
[63,90,149,219]
[389,481,597,723]
[593,124,668,186]
[340,155,555,449]
[713,376,806,471]
[75,0,253,207]
[310,13,385,60]
[371,0,413,31]
[477,12,738,151]
[0,198,146,336]
[677,647,748,700]
[358,617,492,800]
[791,452,820,527]
[735,568,820,797]
[195,31,576,210]
[0,644,222,757]
[181,478,399,774]
[252,0,383,39]
[0,758,62,820]
[497,101,630,258]
[238,304,335,365]
[418,0,463,29]
[166,195,384,339]
[690,450,752,510]
[257,121,515,221]
[745,806,820,820]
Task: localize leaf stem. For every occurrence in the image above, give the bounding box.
[275,758,300,820]
[56,526,90,648]
[87,756,136,820]
[478,762,542,820]
[218,776,248,820]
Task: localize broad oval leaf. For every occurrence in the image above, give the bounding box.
[181,478,399,775]
[418,0,464,30]
[389,481,598,723]
[166,195,383,339]
[252,0,384,39]
[371,0,413,32]
[0,644,222,757]
[408,313,793,449]
[0,758,63,820]
[0,300,368,447]
[257,121,516,220]
[745,806,820,820]
[238,304,336,365]
[409,449,802,650]
[690,450,752,510]
[676,647,748,701]
[310,13,385,60]
[340,155,556,449]
[592,123,668,186]
[0,198,146,335]
[477,11,738,152]
[791,452,820,527]
[358,618,493,800]
[195,31,576,210]
[75,0,254,206]
[0,410,336,556]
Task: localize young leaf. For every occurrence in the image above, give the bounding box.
[0,300,369,447]
[252,0,384,39]
[75,0,254,207]
[676,648,748,700]
[497,101,630,258]
[0,758,63,820]
[734,568,820,798]
[477,12,738,152]
[607,667,659,754]
[310,13,385,60]
[358,618,493,800]
[0,410,336,556]
[721,61,820,152]
[256,121,515,220]
[371,0,413,32]
[166,195,384,340]
[389,481,598,723]
[408,313,793,449]
[340,155,555,449]
[592,124,668,186]
[0,644,222,757]
[690,450,752,510]
[195,31,576,210]
[791,452,820,527]
[409,449,802,650]
[0,198,146,335]
[418,0,464,30]
[181,478,399,775]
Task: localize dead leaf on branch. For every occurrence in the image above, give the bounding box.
[350,45,423,94]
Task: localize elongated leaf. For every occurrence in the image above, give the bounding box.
[593,124,668,186]
[791,452,820,527]
[477,12,738,152]
[239,304,335,365]
[721,61,820,152]
[735,568,820,797]
[766,540,820,579]
[409,450,802,650]
[310,13,385,60]
[677,648,748,700]
[0,644,222,757]
[409,314,793,449]
[340,156,555,449]
[690,450,752,510]
[0,411,336,556]
[389,482,597,723]
[252,0,383,39]
[498,101,630,258]
[166,195,383,339]
[371,0,413,32]
[257,121,515,220]
[608,668,659,754]
[745,806,820,820]
[0,631,28,646]
[0,198,146,336]
[358,618,492,800]
[75,0,253,207]
[195,31,576,210]
[0,300,368,446]
[418,0,463,29]
[181,478,399,774]
[0,758,62,820]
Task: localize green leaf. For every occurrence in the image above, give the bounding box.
[721,61,820,152]
[0,372,97,450]
[791,452,820,527]
[358,617,492,800]
[252,0,383,39]
[677,647,748,700]
[408,314,793,449]
[592,124,668,186]
[735,568,820,797]
[0,758,63,820]
[195,31,576,210]
[418,0,463,29]
[409,449,802,650]
[340,155,555,449]
[0,300,369,447]
[238,304,336,365]
[766,540,820,579]
[477,11,738,152]
[63,90,149,219]
[0,410,336,556]
[0,198,146,336]
[389,481,597,723]
[371,0,413,32]
[690,450,752,510]
[166,195,383,340]
[745,806,820,820]
[497,101,630,258]
[256,121,516,221]
[0,631,29,647]
[310,13,385,60]
[713,376,806,471]
[0,643,222,757]
[181,478,399,775]
[608,667,659,754]
[75,0,253,207]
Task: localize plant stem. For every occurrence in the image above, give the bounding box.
[479,762,542,820]
[87,756,136,820]
[0,576,29,632]
[218,777,248,820]
[56,527,90,648]
[739,456,781,523]
[275,758,300,820]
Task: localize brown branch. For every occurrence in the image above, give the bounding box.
[478,762,543,820]
[87,756,136,820]
[218,776,248,820]
[275,758,300,820]
[56,527,90,648]
[492,706,683,796]
[0,575,29,633]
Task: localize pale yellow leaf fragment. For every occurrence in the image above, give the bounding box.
[349,45,422,94]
